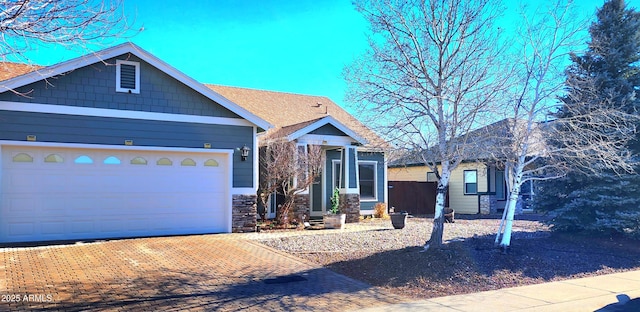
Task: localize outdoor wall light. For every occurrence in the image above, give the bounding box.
[239,145,250,161]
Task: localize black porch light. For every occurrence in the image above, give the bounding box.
[240,145,251,161]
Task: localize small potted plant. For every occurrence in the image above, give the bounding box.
[389,207,408,229]
[324,188,346,229]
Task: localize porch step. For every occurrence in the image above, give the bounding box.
[306,217,324,229]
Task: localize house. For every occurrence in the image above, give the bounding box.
[206,85,389,223]
[0,43,272,243]
[388,119,538,215]
[0,42,388,243]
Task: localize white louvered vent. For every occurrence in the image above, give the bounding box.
[116,60,140,94]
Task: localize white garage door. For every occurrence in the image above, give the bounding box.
[1,145,231,243]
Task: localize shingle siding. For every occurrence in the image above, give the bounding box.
[0,110,255,187]
[0,54,240,119]
[310,124,346,136]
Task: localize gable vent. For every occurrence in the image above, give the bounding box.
[119,64,136,89]
[116,60,140,94]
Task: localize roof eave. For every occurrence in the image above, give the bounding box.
[0,42,273,130]
[286,115,368,145]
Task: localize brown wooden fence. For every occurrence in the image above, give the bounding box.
[388,181,448,215]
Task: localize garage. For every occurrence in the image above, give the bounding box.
[0,145,232,243]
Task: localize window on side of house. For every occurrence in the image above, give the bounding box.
[116,60,140,94]
[359,161,377,201]
[463,170,477,195]
[427,172,437,182]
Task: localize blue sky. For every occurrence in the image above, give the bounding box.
[24,0,607,110]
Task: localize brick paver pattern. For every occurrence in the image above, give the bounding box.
[0,235,403,311]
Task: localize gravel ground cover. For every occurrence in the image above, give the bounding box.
[257,216,640,299]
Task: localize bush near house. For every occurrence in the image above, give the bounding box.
[535,172,640,239]
[373,202,388,219]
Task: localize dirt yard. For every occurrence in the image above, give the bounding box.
[259,215,640,299]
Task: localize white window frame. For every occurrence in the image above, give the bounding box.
[116,60,140,94]
[358,160,378,202]
[332,159,378,201]
[332,159,341,191]
[463,170,478,195]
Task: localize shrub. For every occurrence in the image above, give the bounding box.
[329,188,340,214]
[374,202,388,219]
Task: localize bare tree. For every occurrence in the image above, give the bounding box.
[345,0,509,250]
[490,0,585,250]
[258,141,324,226]
[0,0,133,63]
[492,0,638,250]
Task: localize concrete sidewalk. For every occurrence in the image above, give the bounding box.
[354,270,640,312]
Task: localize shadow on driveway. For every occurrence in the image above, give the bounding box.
[1,236,402,311]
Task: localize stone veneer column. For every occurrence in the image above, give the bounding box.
[340,193,360,223]
[232,194,257,233]
[293,193,311,223]
[479,194,499,214]
[479,194,491,215]
[489,195,497,214]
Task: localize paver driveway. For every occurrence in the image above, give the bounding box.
[0,234,403,311]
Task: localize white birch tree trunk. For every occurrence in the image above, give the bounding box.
[425,168,450,251]
[494,197,510,245]
[500,162,524,250]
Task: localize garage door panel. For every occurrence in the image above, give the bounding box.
[41,222,65,235]
[8,222,35,237]
[3,196,36,214]
[1,146,231,243]
[99,220,124,233]
[70,220,95,234]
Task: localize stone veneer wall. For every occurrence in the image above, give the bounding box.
[479,194,498,214]
[340,193,360,223]
[293,193,311,223]
[232,194,257,233]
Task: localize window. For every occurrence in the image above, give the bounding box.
[181,158,196,166]
[157,158,173,166]
[103,156,121,165]
[332,161,342,190]
[495,170,506,200]
[12,153,33,163]
[463,170,477,195]
[130,157,147,165]
[359,162,377,200]
[74,155,93,164]
[204,159,219,167]
[332,160,378,201]
[116,60,140,94]
[45,154,64,163]
[427,172,437,182]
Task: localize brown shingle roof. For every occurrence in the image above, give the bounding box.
[0,61,387,149]
[0,62,41,81]
[206,84,388,149]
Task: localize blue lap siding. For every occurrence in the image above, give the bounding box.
[0,54,256,188]
[324,149,386,211]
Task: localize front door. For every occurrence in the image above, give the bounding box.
[310,172,324,216]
